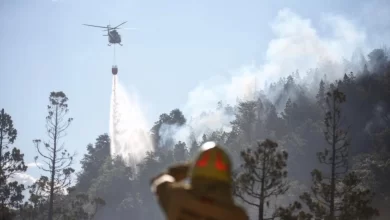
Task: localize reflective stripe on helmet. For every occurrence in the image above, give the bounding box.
[190,142,232,184]
[215,151,227,171]
[196,151,210,167]
[196,150,227,171]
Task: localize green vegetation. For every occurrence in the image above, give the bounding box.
[1,48,390,220]
[0,109,28,220]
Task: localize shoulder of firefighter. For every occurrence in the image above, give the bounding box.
[150,172,248,220]
[150,142,249,220]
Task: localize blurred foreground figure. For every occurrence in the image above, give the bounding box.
[150,141,248,220]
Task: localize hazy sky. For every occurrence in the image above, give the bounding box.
[1,0,389,185]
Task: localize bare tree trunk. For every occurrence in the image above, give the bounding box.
[48,106,58,220]
[259,183,265,220]
[259,153,266,220]
[330,95,336,220]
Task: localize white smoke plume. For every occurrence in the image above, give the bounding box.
[161,7,389,146]
[185,8,365,114]
[9,173,37,186]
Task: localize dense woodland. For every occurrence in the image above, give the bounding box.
[1,48,390,220]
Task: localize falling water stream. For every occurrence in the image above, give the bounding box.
[109,75,153,170]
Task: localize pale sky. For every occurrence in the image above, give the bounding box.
[1,0,389,185]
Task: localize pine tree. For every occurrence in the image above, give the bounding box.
[322,87,349,218]
[231,101,258,144]
[173,141,188,162]
[316,80,326,109]
[188,134,199,158]
[0,109,27,220]
[234,139,289,220]
[284,87,379,220]
[33,92,75,220]
[76,134,111,193]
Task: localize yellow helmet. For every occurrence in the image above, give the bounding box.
[189,141,232,184]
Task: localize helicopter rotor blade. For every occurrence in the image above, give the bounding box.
[101,28,136,32]
[113,21,127,29]
[102,27,137,31]
[117,27,138,30]
[83,24,108,28]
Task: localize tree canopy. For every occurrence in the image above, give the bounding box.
[3,48,390,220]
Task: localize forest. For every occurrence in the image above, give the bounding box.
[1,47,390,220]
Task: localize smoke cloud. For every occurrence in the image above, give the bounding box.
[185,8,365,115]
[9,173,37,186]
[162,7,389,146]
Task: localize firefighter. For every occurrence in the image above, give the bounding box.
[150,141,248,220]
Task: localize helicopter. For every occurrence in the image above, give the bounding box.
[83,21,128,46]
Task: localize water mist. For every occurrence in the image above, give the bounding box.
[109,75,154,169]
